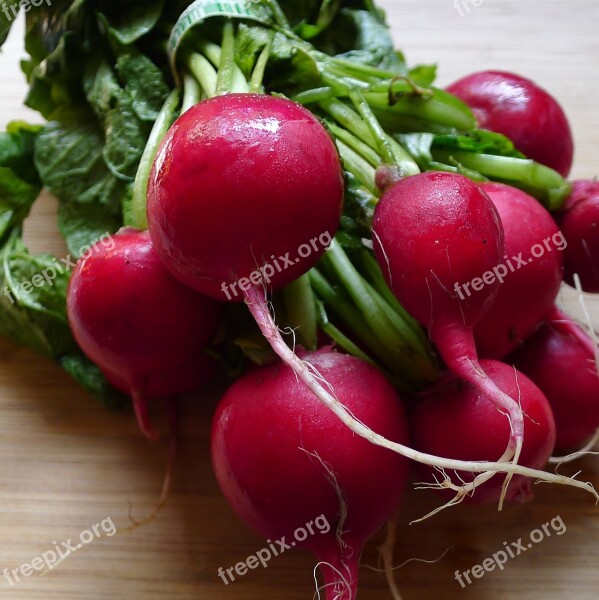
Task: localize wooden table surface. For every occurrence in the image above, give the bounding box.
[0,1,598,598]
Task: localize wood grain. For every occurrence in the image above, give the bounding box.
[0,2,597,599]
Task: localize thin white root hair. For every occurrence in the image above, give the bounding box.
[313,562,352,600]
[411,446,515,523]
[245,286,599,522]
[300,448,349,545]
[377,513,402,600]
[366,546,454,574]
[459,355,525,512]
[498,368,526,511]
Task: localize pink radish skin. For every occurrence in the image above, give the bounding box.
[372,173,504,330]
[67,229,222,439]
[556,180,599,292]
[211,348,410,599]
[447,71,574,176]
[474,182,565,358]
[147,93,344,301]
[372,172,527,483]
[508,315,599,451]
[410,360,556,504]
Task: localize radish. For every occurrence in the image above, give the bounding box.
[147,93,344,301]
[371,171,530,495]
[410,360,556,504]
[556,179,599,293]
[67,228,222,439]
[447,71,574,177]
[508,315,599,451]
[211,348,410,599]
[473,182,565,358]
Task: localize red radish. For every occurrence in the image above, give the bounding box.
[410,360,556,504]
[508,314,599,451]
[211,348,410,599]
[67,228,222,439]
[372,171,528,493]
[556,179,599,292]
[473,182,565,358]
[447,71,574,177]
[147,93,344,301]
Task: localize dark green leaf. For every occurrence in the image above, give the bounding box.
[0,231,73,357]
[115,53,170,121]
[0,121,43,243]
[433,129,526,158]
[34,119,124,256]
[96,0,165,45]
[23,0,95,117]
[296,0,341,40]
[316,9,405,72]
[60,354,126,409]
[0,0,19,48]
[408,64,437,87]
[102,91,150,181]
[234,23,272,77]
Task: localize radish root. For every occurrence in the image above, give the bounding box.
[245,285,599,519]
[378,513,403,600]
[313,562,353,600]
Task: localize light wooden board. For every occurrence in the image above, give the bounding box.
[0,2,597,598]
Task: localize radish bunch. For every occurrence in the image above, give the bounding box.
[60,14,599,599]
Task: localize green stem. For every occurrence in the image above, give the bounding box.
[324,240,429,383]
[431,149,571,210]
[335,140,377,194]
[216,21,236,95]
[130,89,181,230]
[187,52,218,98]
[282,274,317,350]
[315,301,404,390]
[309,268,391,363]
[364,85,475,131]
[266,0,292,29]
[330,57,402,82]
[315,302,374,365]
[198,39,249,94]
[358,250,434,355]
[319,98,377,148]
[375,108,459,135]
[349,90,420,175]
[182,70,201,112]
[292,87,337,105]
[249,33,273,93]
[327,122,381,168]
